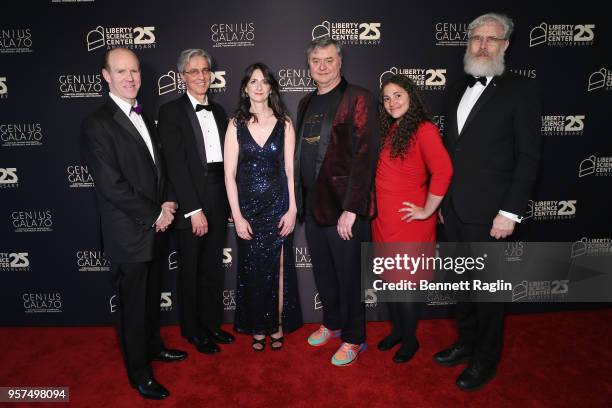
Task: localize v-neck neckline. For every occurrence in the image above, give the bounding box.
[246,119,279,149]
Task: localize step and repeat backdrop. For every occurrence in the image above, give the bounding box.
[1,1,610,326]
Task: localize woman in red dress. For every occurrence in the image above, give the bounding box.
[372,74,452,363]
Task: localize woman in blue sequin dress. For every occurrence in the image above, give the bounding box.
[224,63,303,350]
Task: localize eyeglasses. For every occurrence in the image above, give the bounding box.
[183,68,211,76]
[468,35,506,45]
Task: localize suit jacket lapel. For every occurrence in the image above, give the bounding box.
[142,113,162,175]
[294,91,315,170]
[181,94,208,166]
[448,83,465,141]
[315,79,347,178]
[211,104,227,155]
[110,104,157,171]
[111,103,145,149]
[458,75,501,138]
[296,93,314,141]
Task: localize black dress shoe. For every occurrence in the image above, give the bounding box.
[433,343,473,366]
[133,378,169,400]
[377,333,402,351]
[392,341,419,364]
[456,361,497,391]
[151,348,187,362]
[189,336,220,354]
[206,328,235,344]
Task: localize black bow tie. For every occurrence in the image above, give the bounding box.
[467,76,488,87]
[195,104,212,112]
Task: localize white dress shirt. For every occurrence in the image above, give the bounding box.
[456,77,491,135]
[109,92,156,164]
[186,92,223,163]
[455,77,521,223]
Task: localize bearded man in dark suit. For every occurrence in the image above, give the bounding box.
[436,13,542,391]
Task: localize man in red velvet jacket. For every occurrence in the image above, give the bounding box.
[295,37,379,366]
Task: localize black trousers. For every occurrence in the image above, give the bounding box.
[387,302,422,350]
[176,181,227,339]
[305,215,368,345]
[111,260,164,385]
[443,200,505,367]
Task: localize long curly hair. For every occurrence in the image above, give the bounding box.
[379,74,431,159]
[233,62,288,125]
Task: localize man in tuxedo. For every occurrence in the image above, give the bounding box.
[81,47,186,400]
[295,37,379,366]
[436,13,541,390]
[157,49,233,355]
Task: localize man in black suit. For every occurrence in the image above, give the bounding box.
[436,13,541,391]
[158,49,234,355]
[81,48,186,400]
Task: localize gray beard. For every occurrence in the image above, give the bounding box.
[463,49,505,77]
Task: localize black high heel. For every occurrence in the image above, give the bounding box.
[252,336,266,351]
[270,335,284,350]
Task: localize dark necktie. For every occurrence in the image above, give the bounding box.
[130,104,142,115]
[195,104,212,112]
[466,76,488,87]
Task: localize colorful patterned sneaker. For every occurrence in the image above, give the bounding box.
[331,342,367,366]
[307,325,341,347]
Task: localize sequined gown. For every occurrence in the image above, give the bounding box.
[234,120,303,335]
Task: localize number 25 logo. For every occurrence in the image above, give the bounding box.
[133,27,155,45]
[364,289,378,304]
[10,253,29,268]
[223,248,232,264]
[564,115,584,132]
[359,23,381,40]
[160,292,172,308]
[425,69,446,86]
[574,25,594,41]
[0,168,18,184]
[211,71,226,89]
[558,200,576,216]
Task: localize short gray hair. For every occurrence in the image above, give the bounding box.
[306,37,342,61]
[468,13,514,40]
[177,49,212,73]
